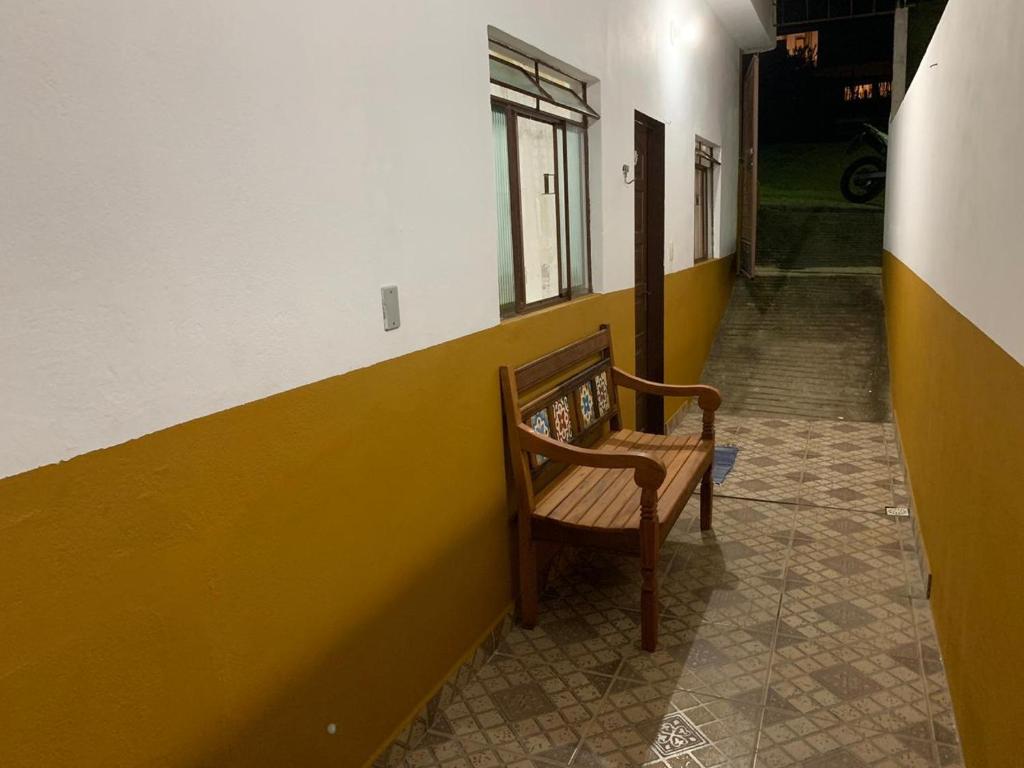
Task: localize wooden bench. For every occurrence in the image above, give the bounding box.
[499,325,721,651]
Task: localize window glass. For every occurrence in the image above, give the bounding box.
[556,126,569,293]
[491,83,536,108]
[516,116,560,304]
[492,108,516,315]
[538,77,599,118]
[539,101,583,123]
[489,57,548,100]
[566,125,589,294]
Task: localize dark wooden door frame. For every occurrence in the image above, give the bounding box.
[633,111,666,434]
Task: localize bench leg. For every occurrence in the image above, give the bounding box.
[639,495,659,652]
[700,464,714,532]
[518,539,539,629]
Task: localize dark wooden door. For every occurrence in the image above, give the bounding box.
[738,53,759,278]
[633,113,665,433]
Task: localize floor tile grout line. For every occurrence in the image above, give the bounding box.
[715,490,909,518]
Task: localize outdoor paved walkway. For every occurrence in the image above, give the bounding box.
[394,409,964,767]
[702,270,891,423]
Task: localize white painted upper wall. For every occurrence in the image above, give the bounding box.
[884,0,1024,365]
[707,0,777,51]
[0,0,768,479]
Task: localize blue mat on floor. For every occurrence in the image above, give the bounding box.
[713,446,739,484]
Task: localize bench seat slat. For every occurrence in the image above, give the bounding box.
[533,429,713,532]
[547,434,646,524]
[575,432,661,528]
[606,433,702,529]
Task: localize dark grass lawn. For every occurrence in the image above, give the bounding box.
[759,141,885,209]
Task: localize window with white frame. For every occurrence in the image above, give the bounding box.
[488,39,597,317]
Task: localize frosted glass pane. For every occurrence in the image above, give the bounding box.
[566,126,589,294]
[492,108,516,315]
[556,127,568,294]
[539,101,584,123]
[539,77,599,118]
[489,57,549,100]
[517,117,560,304]
[490,83,536,108]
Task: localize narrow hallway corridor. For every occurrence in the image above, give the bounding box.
[378,268,964,767]
[384,415,963,768]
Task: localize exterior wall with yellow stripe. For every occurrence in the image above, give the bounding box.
[663,258,736,422]
[0,257,733,768]
[884,252,1024,767]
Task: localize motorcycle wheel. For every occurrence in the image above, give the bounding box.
[840,157,885,203]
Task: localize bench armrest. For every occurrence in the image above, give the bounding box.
[611,367,722,411]
[515,424,666,490]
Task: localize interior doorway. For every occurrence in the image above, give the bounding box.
[633,111,665,433]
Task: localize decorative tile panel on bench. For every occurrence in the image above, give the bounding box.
[594,370,611,415]
[518,357,620,478]
[529,409,552,466]
[551,396,574,442]
[578,382,597,428]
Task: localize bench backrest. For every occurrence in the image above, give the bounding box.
[500,325,622,502]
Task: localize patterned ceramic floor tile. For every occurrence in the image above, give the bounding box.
[800,424,896,514]
[736,416,812,441]
[718,443,807,505]
[404,732,568,767]
[436,654,612,759]
[777,579,917,650]
[498,600,638,675]
[544,548,678,617]
[712,417,809,505]
[766,634,931,739]
[659,569,784,630]
[615,619,774,705]
[754,717,938,767]
[792,507,908,553]
[674,496,798,547]
[799,464,894,514]
[670,532,791,584]
[577,686,760,768]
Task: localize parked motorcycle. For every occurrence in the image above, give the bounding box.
[840,123,888,204]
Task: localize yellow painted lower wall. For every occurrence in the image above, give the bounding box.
[0,257,733,768]
[663,257,736,421]
[883,252,1024,768]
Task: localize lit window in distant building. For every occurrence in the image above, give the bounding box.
[843,83,875,102]
[879,81,892,98]
[777,30,819,66]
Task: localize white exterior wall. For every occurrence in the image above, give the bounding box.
[884,0,1024,365]
[0,0,760,479]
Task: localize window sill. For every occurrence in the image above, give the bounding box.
[500,292,599,324]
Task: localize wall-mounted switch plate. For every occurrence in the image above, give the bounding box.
[381,285,400,331]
